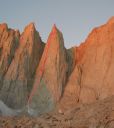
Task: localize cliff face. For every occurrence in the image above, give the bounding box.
[0,23,45,109]
[0,17,114,115]
[28,25,68,115]
[79,17,114,102]
[59,17,114,111]
[0,23,19,87]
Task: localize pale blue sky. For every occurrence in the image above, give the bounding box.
[0,0,114,48]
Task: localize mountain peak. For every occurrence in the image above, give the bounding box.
[51,24,58,33]
[24,22,36,33]
[107,16,114,24]
[20,22,36,41]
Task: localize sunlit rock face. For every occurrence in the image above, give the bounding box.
[79,17,114,102]
[0,23,44,109]
[59,17,114,111]
[0,17,114,115]
[0,23,19,88]
[28,25,68,115]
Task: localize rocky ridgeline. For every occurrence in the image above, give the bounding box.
[0,17,114,117]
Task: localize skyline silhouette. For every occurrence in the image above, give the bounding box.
[0,0,113,48]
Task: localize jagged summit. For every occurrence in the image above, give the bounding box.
[20,22,39,46]
[0,17,114,116]
[51,24,58,33]
[50,24,63,38]
[23,22,36,34]
[28,22,67,115]
[46,24,64,48]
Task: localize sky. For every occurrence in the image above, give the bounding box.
[0,0,114,48]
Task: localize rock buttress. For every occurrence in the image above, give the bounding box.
[0,23,44,109]
[29,25,68,115]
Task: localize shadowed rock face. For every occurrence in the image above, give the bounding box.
[0,23,45,109]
